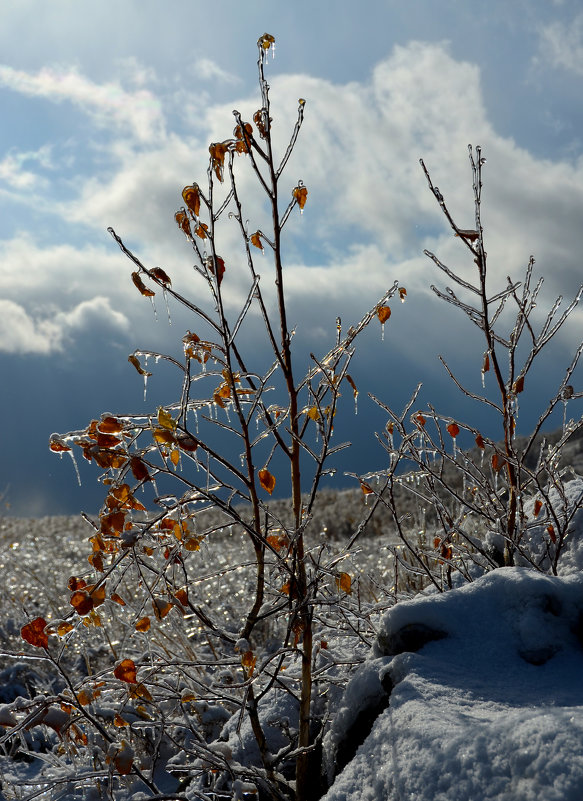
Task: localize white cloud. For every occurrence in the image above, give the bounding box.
[0,299,61,353]
[0,144,53,189]
[537,13,583,75]
[193,58,241,85]
[3,40,583,359]
[0,63,165,143]
[0,296,129,354]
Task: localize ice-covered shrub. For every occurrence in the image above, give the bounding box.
[6,35,400,801]
[361,147,583,592]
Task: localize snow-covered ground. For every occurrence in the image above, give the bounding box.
[2,479,583,800]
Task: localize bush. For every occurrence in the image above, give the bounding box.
[365,146,583,592]
[4,33,582,801]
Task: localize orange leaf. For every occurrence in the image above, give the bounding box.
[513,375,525,394]
[182,184,200,216]
[336,572,352,594]
[533,499,543,518]
[21,617,49,649]
[114,659,137,684]
[98,416,123,434]
[70,590,93,616]
[113,740,134,775]
[491,453,506,473]
[153,598,173,620]
[49,435,71,453]
[377,306,391,324]
[446,422,460,438]
[292,184,308,210]
[482,352,490,373]
[170,449,180,467]
[547,524,557,543]
[415,413,426,428]
[111,593,126,606]
[208,256,226,286]
[68,576,87,591]
[345,374,358,398]
[194,222,209,239]
[250,231,263,251]
[475,433,485,449]
[175,210,191,237]
[209,141,229,181]
[241,650,257,677]
[57,621,74,637]
[177,434,198,452]
[114,713,129,727]
[151,267,171,286]
[360,482,373,496]
[399,287,407,302]
[128,354,152,378]
[135,617,151,633]
[174,588,189,607]
[131,271,155,297]
[130,456,151,482]
[258,468,276,495]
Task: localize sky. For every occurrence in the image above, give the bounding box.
[1,0,583,516]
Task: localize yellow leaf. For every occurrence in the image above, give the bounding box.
[258,32,275,51]
[259,468,276,495]
[170,449,180,467]
[157,407,176,430]
[307,406,320,421]
[153,428,175,445]
[135,616,151,632]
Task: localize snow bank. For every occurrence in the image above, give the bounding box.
[324,568,583,801]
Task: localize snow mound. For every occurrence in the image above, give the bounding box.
[324,568,583,801]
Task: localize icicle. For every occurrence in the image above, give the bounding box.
[354,392,358,416]
[143,372,149,402]
[224,403,231,423]
[452,437,457,458]
[67,450,81,486]
[163,289,172,326]
[562,400,568,434]
[481,370,486,389]
[381,322,385,342]
[192,407,199,434]
[480,449,485,468]
[149,296,158,321]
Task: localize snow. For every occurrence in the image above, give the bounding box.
[2,479,583,799]
[323,568,583,801]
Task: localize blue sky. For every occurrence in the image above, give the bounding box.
[1,0,582,516]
